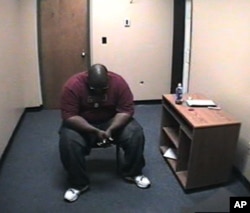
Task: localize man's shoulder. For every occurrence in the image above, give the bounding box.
[64,71,87,88]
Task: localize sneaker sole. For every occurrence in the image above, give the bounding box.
[136,182,151,189]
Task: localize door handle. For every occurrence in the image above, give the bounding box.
[81,52,86,57]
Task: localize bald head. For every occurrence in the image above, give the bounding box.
[88,64,109,94]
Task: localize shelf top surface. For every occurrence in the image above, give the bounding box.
[163,94,241,128]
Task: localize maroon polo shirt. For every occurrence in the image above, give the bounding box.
[60,71,134,124]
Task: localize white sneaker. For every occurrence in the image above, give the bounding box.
[125,175,151,189]
[64,185,89,202]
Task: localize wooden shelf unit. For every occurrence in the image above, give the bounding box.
[160,94,241,190]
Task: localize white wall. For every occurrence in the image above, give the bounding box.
[189,0,250,180]
[0,0,41,157]
[90,0,173,100]
[19,0,42,107]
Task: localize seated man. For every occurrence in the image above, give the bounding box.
[59,64,151,202]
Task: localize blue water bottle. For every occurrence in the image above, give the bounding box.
[175,83,183,104]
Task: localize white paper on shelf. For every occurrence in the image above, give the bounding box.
[163,148,177,160]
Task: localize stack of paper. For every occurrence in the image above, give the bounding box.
[163,148,177,160]
[186,99,217,107]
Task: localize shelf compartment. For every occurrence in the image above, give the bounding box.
[176,170,188,187]
[161,106,180,129]
[176,130,191,172]
[167,158,177,171]
[162,127,179,148]
[160,145,177,171]
[160,145,168,155]
[162,103,183,125]
[162,102,193,137]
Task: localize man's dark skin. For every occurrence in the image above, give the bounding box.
[63,64,131,142]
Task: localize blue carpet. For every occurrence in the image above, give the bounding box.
[0,105,249,213]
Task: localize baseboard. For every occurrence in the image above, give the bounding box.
[25,105,44,112]
[0,106,45,171]
[134,99,161,105]
[232,166,250,190]
[0,110,26,171]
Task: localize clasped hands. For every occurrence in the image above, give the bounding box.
[96,129,114,147]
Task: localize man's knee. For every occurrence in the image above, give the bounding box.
[59,127,91,155]
[60,127,82,141]
[120,119,145,146]
[129,120,144,138]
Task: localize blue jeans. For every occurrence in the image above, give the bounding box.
[59,118,146,189]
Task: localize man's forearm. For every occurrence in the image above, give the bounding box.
[64,115,99,134]
[107,112,131,134]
